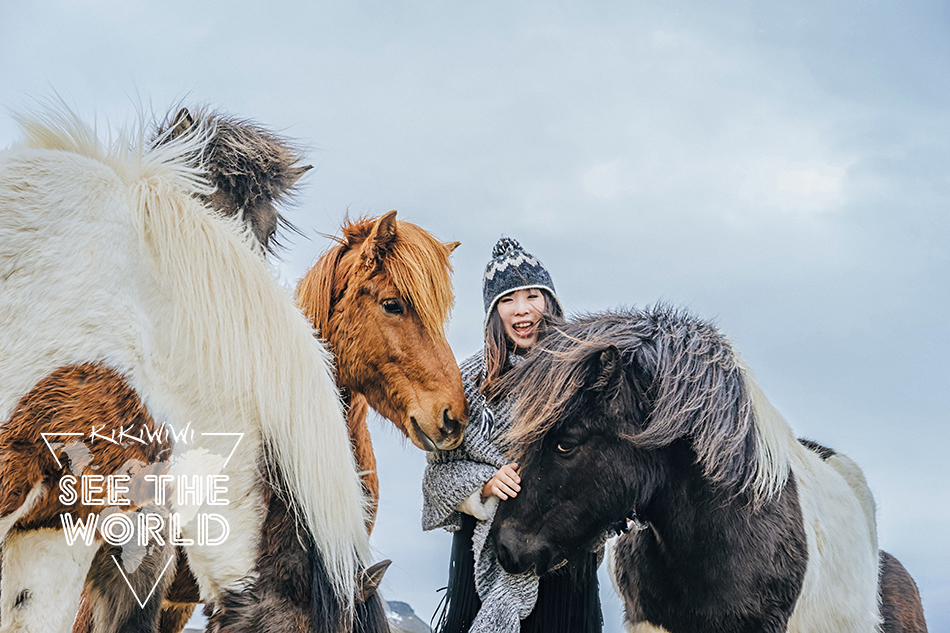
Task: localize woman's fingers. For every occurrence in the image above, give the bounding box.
[498,471,521,492]
[500,463,521,483]
[492,479,517,499]
[484,462,524,500]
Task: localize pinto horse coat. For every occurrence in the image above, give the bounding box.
[136,212,467,633]
[0,107,372,632]
[492,306,884,633]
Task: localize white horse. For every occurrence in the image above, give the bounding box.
[0,105,382,633]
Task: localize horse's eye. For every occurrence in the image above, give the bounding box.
[381,299,404,315]
[555,443,576,455]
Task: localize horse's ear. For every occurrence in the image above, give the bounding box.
[446,240,461,254]
[358,559,392,603]
[590,345,622,396]
[287,164,313,188]
[168,108,195,141]
[362,210,398,266]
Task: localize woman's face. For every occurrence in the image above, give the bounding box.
[496,288,547,350]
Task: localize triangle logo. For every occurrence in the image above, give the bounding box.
[110,554,176,609]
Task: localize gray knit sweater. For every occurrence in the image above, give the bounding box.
[422,350,537,633]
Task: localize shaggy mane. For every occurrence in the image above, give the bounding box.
[153,107,305,207]
[7,105,370,607]
[505,305,793,504]
[12,101,212,196]
[297,215,455,338]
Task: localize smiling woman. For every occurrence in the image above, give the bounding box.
[496,289,546,349]
[423,237,603,633]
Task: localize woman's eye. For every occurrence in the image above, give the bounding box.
[381,299,404,315]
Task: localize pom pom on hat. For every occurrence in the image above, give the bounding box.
[492,236,522,259]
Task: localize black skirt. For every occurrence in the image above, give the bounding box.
[434,515,603,633]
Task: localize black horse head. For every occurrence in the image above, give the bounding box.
[490,306,780,576]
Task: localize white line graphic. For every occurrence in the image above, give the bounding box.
[199,432,244,468]
[40,432,85,468]
[110,554,176,609]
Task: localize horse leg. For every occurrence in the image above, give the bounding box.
[158,603,196,633]
[81,532,177,633]
[204,475,330,633]
[177,483,265,632]
[0,528,98,633]
[68,500,197,633]
[156,548,200,633]
[76,562,198,633]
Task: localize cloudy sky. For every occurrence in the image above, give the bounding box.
[3,1,948,630]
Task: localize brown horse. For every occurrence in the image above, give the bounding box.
[93,211,468,632]
[297,210,468,522]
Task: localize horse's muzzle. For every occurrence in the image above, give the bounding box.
[493,526,559,576]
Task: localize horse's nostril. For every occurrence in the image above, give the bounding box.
[441,408,460,437]
[496,539,516,572]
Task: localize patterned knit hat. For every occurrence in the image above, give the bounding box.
[483,237,562,320]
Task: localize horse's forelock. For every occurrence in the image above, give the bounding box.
[383,220,455,337]
[337,216,456,337]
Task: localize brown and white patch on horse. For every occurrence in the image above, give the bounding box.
[154,107,312,253]
[0,363,170,533]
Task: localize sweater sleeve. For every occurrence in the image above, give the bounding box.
[422,454,497,531]
[421,350,501,532]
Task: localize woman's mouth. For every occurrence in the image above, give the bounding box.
[512,320,536,338]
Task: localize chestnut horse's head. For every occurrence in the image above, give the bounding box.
[297,211,468,451]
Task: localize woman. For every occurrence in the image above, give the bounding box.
[423,237,603,633]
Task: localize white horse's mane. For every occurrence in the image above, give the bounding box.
[738,363,796,503]
[6,105,370,602]
[12,103,211,196]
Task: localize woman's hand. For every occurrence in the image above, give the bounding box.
[482,462,521,500]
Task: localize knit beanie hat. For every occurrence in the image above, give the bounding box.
[482,237,562,321]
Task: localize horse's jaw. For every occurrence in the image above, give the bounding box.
[409,416,438,451]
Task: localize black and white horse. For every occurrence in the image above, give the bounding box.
[490,306,903,633]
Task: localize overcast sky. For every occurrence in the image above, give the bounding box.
[3,1,948,630]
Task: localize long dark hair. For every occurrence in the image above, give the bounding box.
[480,288,563,399]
